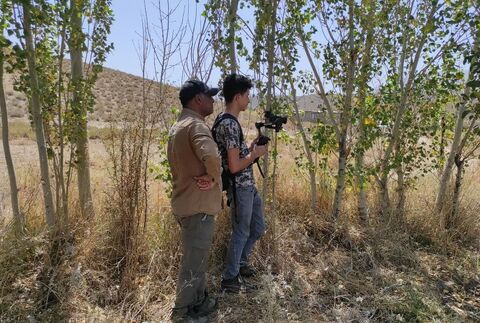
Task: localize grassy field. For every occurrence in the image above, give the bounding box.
[0,121,116,142]
[0,128,479,322]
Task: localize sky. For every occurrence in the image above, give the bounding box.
[105,0,220,87]
[104,1,146,77]
[104,0,323,93]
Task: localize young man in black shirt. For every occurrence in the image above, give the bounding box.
[212,74,268,292]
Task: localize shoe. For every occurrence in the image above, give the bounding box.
[221,275,241,293]
[239,264,257,278]
[221,275,257,293]
[191,294,218,317]
[171,309,208,323]
[240,275,258,292]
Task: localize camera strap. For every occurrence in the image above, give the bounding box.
[255,160,266,178]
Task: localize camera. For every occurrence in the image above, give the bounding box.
[251,111,287,176]
[255,111,288,146]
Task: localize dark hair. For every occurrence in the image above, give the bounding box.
[222,73,253,103]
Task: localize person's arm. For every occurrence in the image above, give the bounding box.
[189,121,221,187]
[227,144,267,174]
[220,120,267,174]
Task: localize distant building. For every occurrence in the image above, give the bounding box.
[297,94,338,124]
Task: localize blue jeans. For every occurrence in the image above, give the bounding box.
[223,185,266,280]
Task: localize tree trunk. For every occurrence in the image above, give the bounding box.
[395,164,406,221]
[271,132,278,211]
[332,0,355,220]
[332,136,348,219]
[438,114,446,172]
[356,153,369,224]
[23,3,56,227]
[227,0,239,73]
[436,102,469,215]
[436,38,477,214]
[261,0,279,270]
[70,0,95,219]
[58,24,69,225]
[447,154,464,230]
[377,173,391,216]
[261,0,278,205]
[0,41,23,232]
[354,0,376,225]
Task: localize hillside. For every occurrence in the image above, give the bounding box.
[3,64,331,127]
[2,64,178,123]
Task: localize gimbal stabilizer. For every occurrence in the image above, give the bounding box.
[252,111,287,176]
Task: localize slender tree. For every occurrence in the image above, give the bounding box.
[353,0,378,225]
[7,0,113,227]
[262,0,279,207]
[377,1,440,215]
[22,0,56,227]
[437,36,479,216]
[298,0,382,221]
[0,4,23,231]
[69,0,95,218]
[438,4,480,224]
[227,0,239,73]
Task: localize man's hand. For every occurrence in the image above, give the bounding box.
[194,174,216,191]
[251,143,268,159]
[249,137,260,152]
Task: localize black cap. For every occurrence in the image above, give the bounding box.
[179,80,219,106]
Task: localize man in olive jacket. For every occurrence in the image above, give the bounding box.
[168,80,221,322]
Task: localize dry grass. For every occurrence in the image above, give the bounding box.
[0,121,151,143]
[2,62,478,321]
[1,125,480,322]
[3,62,179,124]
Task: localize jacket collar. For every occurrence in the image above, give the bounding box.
[181,107,205,121]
